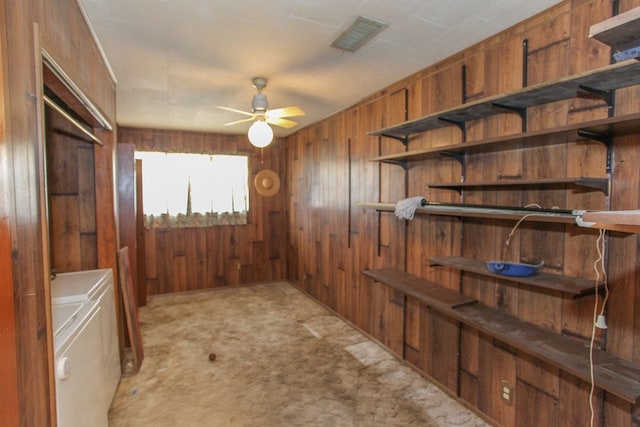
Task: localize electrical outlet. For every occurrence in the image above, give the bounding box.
[500,380,514,405]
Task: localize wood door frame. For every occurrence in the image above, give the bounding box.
[33,25,57,425]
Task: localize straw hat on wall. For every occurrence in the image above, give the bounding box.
[254,169,280,197]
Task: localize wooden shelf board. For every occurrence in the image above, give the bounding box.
[365,268,640,404]
[579,210,640,233]
[363,269,477,310]
[453,303,640,405]
[582,209,640,225]
[369,60,640,139]
[357,202,578,224]
[590,7,640,51]
[429,256,600,297]
[428,177,609,194]
[371,112,640,163]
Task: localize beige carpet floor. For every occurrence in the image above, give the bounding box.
[108,282,490,427]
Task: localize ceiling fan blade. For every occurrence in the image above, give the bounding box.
[216,105,255,117]
[224,117,256,126]
[266,106,305,119]
[266,117,299,129]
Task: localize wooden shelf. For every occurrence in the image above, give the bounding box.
[363,269,477,309]
[453,303,640,405]
[365,268,640,405]
[428,177,609,194]
[357,202,579,224]
[429,256,601,298]
[370,112,640,164]
[590,7,640,52]
[368,59,640,140]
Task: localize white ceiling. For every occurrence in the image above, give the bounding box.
[79,0,562,137]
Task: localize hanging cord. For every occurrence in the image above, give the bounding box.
[504,204,561,249]
[589,229,608,427]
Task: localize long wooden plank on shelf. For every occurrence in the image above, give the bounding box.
[368,59,640,139]
[365,268,640,404]
[370,112,640,163]
[429,256,600,297]
[357,202,578,224]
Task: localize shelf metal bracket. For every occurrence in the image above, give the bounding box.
[492,103,528,131]
[578,130,613,173]
[440,151,465,164]
[438,117,466,132]
[380,133,409,146]
[575,178,610,195]
[440,151,466,181]
[382,159,408,170]
[578,84,615,117]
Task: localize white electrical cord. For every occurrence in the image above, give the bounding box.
[504,213,543,248]
[504,204,563,248]
[589,229,608,427]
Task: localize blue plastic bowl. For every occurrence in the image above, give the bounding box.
[486,261,543,277]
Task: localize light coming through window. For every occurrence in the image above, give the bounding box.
[135,152,249,228]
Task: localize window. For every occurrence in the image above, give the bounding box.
[135,151,249,228]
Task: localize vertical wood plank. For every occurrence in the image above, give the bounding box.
[49,195,81,272]
[118,247,144,373]
[117,143,138,302]
[517,353,560,399]
[404,296,421,350]
[0,216,19,427]
[515,380,558,427]
[77,146,96,235]
[428,309,459,392]
[558,371,602,427]
[491,346,517,426]
[460,325,480,375]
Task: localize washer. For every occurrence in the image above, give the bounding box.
[51,269,121,425]
[53,301,106,427]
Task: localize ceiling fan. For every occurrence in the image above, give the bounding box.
[218,77,305,129]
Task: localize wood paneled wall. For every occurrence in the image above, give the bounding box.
[45,106,99,273]
[0,5,19,424]
[1,0,118,425]
[118,127,288,294]
[286,1,640,425]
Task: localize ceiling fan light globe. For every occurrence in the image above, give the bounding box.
[248,120,273,148]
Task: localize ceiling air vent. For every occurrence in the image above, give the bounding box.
[331,16,388,53]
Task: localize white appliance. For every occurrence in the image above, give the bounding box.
[51,269,121,427]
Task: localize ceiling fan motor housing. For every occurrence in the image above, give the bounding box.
[252,93,268,112]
